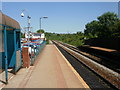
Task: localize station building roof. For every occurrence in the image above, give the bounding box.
[0,11,20,30]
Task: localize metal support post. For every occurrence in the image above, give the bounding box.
[40,18,41,30]
[13,30,16,74]
[4,26,8,84]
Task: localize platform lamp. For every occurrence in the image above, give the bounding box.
[40,16,48,30]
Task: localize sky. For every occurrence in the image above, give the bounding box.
[1,0,120,2]
[1,2,119,33]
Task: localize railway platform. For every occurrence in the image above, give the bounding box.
[1,44,89,88]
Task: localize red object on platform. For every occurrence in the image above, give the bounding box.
[22,47,30,68]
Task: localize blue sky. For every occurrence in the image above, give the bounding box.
[2,2,118,33]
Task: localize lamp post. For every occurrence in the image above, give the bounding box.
[21,9,31,45]
[40,16,48,30]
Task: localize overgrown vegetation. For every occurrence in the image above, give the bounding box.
[45,12,120,46]
[21,32,25,38]
[84,12,120,38]
[36,29,45,33]
[42,12,120,46]
[45,32,85,46]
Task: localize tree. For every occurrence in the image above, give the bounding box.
[97,12,119,37]
[84,12,120,38]
[98,12,119,26]
[110,20,120,37]
[45,32,85,46]
[84,20,100,38]
[37,29,45,33]
[21,32,25,38]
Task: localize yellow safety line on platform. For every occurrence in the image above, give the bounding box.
[54,44,90,89]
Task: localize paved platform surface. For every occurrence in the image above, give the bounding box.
[2,44,89,88]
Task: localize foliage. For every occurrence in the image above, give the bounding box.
[36,29,45,33]
[44,12,120,47]
[45,12,120,46]
[45,32,85,47]
[84,12,120,38]
[21,32,25,38]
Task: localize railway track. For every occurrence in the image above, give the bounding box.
[53,40,120,89]
[57,41,120,73]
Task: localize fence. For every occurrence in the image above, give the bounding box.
[30,41,46,65]
[22,40,46,67]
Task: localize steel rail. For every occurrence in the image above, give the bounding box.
[58,41,120,73]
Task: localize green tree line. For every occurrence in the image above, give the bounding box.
[45,12,120,46]
[21,12,120,47]
[45,32,85,46]
[84,12,120,38]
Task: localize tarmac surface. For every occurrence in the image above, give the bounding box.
[2,44,89,88]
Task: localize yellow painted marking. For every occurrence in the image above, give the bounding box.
[54,44,90,88]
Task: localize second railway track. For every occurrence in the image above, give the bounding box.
[53,40,120,89]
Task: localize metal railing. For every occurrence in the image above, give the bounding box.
[30,41,46,65]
